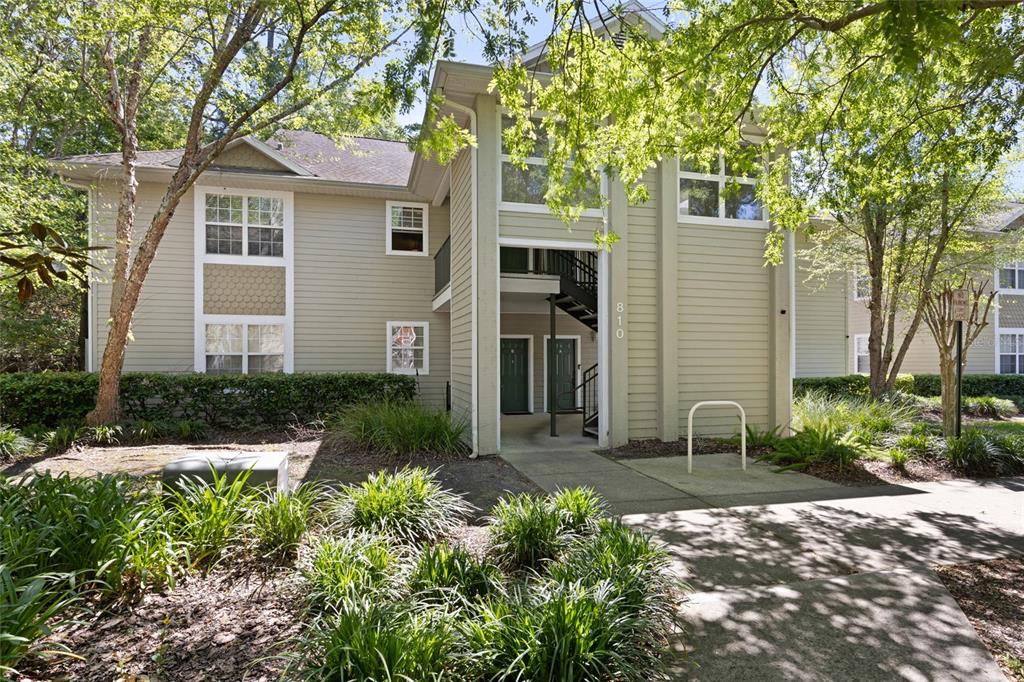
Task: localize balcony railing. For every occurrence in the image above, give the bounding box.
[434,236,451,294]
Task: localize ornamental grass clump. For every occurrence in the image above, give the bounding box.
[0,426,35,460]
[164,469,257,569]
[303,532,402,607]
[331,401,470,456]
[332,467,473,544]
[408,543,498,602]
[552,486,607,535]
[249,483,325,563]
[487,493,568,570]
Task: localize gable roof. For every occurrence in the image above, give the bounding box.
[58,131,414,188]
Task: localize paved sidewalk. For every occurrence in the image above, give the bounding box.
[624,477,1024,680]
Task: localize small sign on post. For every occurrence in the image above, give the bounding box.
[952,288,969,322]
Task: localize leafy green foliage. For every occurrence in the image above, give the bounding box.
[0,282,84,373]
[765,424,864,472]
[408,543,498,602]
[488,493,569,570]
[175,419,209,441]
[893,432,932,458]
[87,424,122,446]
[331,402,469,456]
[332,467,473,544]
[793,390,916,444]
[889,448,911,473]
[164,469,256,570]
[0,426,35,460]
[0,566,80,676]
[130,419,171,442]
[796,374,1024,404]
[250,484,324,563]
[0,371,416,428]
[948,429,1024,477]
[742,424,784,449]
[551,486,607,535]
[303,533,401,607]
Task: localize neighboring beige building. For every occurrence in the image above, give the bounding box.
[794,203,1024,378]
[59,8,795,455]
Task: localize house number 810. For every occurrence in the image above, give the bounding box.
[615,302,625,339]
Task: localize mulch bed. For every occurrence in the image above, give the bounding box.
[801,457,964,487]
[602,437,775,461]
[17,568,306,682]
[936,557,1024,681]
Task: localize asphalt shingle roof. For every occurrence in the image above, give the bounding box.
[60,130,414,187]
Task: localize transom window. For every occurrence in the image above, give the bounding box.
[499,116,600,211]
[1000,333,1024,374]
[386,321,428,374]
[205,323,284,374]
[205,193,284,257]
[679,150,764,223]
[854,334,869,374]
[999,263,1024,291]
[386,201,428,255]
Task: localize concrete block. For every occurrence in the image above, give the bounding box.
[162,450,289,494]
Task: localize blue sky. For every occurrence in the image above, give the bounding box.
[403,16,1024,197]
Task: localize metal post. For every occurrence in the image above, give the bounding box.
[955,319,963,438]
[549,294,558,437]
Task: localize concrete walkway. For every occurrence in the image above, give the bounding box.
[624,477,1024,680]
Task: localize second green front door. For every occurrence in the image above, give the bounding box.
[500,338,531,414]
[550,338,577,413]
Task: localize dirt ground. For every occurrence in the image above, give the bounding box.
[0,431,541,517]
[936,557,1024,681]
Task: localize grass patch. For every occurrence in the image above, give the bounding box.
[330,402,469,456]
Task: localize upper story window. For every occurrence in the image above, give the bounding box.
[386,201,428,256]
[205,193,284,257]
[678,150,765,224]
[999,263,1024,291]
[387,321,428,374]
[853,268,871,301]
[499,116,601,214]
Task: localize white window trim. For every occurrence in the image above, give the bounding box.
[542,334,582,413]
[852,333,869,375]
[194,186,294,373]
[497,110,604,218]
[385,200,429,256]
[678,154,769,229]
[997,328,1024,375]
[996,263,1024,294]
[853,267,871,302]
[202,317,288,374]
[500,334,535,414]
[386,320,429,375]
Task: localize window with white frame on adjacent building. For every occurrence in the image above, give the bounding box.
[999,263,1024,291]
[499,116,600,211]
[204,193,284,257]
[386,201,428,255]
[854,334,869,374]
[679,148,764,223]
[999,332,1024,374]
[853,268,871,301]
[386,321,428,374]
[205,323,284,374]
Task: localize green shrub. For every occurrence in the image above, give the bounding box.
[964,396,1017,419]
[795,373,1024,404]
[742,424,783,449]
[763,424,864,471]
[793,374,915,399]
[0,566,80,676]
[944,429,998,476]
[44,424,83,452]
[333,467,473,544]
[331,402,469,456]
[488,494,567,570]
[249,484,323,562]
[165,469,256,569]
[889,448,911,473]
[303,533,400,607]
[0,372,417,428]
[408,543,498,602]
[552,487,607,535]
[792,390,915,444]
[175,419,209,441]
[88,424,123,446]
[297,597,460,681]
[0,426,35,460]
[893,432,931,458]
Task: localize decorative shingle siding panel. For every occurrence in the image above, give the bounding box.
[677,224,770,435]
[999,294,1024,327]
[203,264,286,315]
[626,171,659,439]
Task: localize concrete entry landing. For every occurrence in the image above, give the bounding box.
[500,413,596,454]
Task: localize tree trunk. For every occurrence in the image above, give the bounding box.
[939,353,957,438]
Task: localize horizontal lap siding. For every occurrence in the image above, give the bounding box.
[678,225,769,435]
[92,182,196,372]
[795,247,847,377]
[293,193,450,408]
[499,210,601,245]
[627,173,658,438]
[449,151,473,427]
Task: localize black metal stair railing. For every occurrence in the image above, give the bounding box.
[579,363,599,438]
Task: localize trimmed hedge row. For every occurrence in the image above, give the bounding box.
[0,372,417,428]
[794,373,1024,401]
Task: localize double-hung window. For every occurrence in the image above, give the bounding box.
[999,263,1024,291]
[999,332,1024,374]
[499,116,601,214]
[386,321,428,375]
[386,201,428,255]
[205,193,284,257]
[679,150,764,224]
[205,322,284,374]
[853,268,871,301]
[853,334,869,374]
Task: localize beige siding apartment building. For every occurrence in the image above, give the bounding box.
[794,203,1024,379]
[59,11,796,455]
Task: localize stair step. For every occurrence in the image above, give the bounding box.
[580,313,596,320]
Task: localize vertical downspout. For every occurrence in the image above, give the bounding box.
[447,99,480,457]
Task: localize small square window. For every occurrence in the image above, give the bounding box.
[724,183,761,220]
[387,321,428,374]
[679,178,719,217]
[386,202,428,255]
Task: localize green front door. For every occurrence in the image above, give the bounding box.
[551,338,577,412]
[500,338,531,414]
